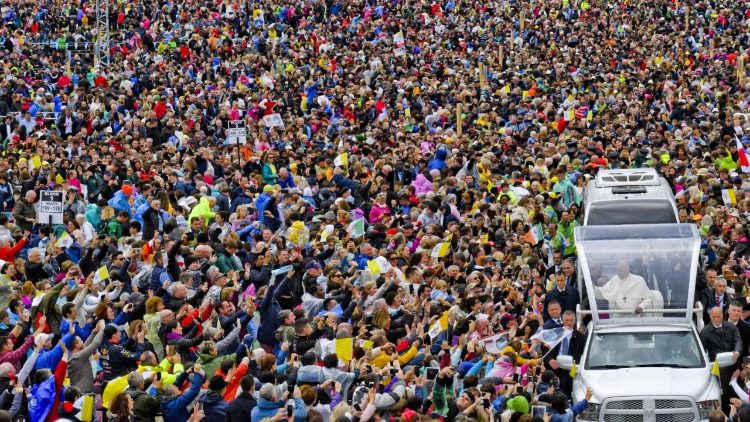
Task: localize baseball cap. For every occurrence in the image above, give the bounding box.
[34,333,53,348]
[306,261,322,270]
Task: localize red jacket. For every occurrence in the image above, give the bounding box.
[46,360,67,422]
[0,238,25,262]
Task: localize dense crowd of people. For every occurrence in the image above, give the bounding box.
[0,0,748,421]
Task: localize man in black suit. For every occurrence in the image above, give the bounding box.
[544,250,563,281]
[728,301,750,359]
[700,306,742,414]
[544,271,580,321]
[561,259,577,288]
[543,300,564,330]
[0,116,13,143]
[544,310,585,398]
[698,277,732,325]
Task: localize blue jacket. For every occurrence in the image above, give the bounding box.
[277,174,296,189]
[355,253,373,270]
[428,148,448,171]
[251,397,306,422]
[199,390,229,422]
[257,275,289,346]
[107,190,132,216]
[255,193,274,225]
[332,173,356,192]
[161,373,203,422]
[34,333,75,371]
[549,399,589,422]
[60,319,92,342]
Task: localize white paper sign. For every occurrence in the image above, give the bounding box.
[226,126,247,145]
[38,190,64,225]
[263,113,285,128]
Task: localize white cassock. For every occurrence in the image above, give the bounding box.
[594,273,652,313]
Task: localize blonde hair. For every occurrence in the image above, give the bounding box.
[330,403,351,421]
[100,206,116,220]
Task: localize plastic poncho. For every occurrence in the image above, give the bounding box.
[412,174,433,194]
[29,376,56,422]
[107,190,132,216]
[286,221,309,247]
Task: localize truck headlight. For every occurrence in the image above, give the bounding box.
[578,402,601,421]
[697,400,717,419]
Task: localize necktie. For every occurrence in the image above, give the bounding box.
[716,296,721,308]
[561,337,570,355]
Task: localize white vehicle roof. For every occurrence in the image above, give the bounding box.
[592,324,693,334]
[574,224,701,326]
[583,169,679,225]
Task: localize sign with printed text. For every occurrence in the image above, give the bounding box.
[226,121,247,145]
[393,31,406,56]
[38,190,64,225]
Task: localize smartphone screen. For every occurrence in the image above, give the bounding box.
[512,373,520,382]
[532,405,546,418]
[286,405,293,415]
[425,367,438,380]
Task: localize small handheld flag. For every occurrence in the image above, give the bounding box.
[93,266,110,283]
[57,231,74,248]
[711,360,720,376]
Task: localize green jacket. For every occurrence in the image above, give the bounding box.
[431,378,454,417]
[197,352,235,380]
[107,219,123,239]
[215,253,241,274]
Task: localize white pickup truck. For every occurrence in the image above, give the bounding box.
[557,224,729,422]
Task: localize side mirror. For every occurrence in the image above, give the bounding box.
[557,355,574,370]
[716,352,736,368]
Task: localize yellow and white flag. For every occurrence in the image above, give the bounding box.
[431,242,450,258]
[428,311,449,338]
[57,231,74,248]
[334,152,348,167]
[93,266,110,283]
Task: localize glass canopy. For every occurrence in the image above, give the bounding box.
[574,224,701,324]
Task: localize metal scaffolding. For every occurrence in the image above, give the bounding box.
[95,0,110,67]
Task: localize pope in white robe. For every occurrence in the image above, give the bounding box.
[594,261,652,315]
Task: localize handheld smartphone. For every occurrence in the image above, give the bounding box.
[353,403,362,412]
[286,404,294,415]
[156,372,161,381]
[482,398,490,408]
[535,366,542,376]
[531,405,546,418]
[512,373,520,382]
[526,375,534,383]
[390,368,398,376]
[425,367,439,380]
[551,378,559,388]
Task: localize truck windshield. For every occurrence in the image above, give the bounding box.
[585,331,704,369]
[586,200,678,225]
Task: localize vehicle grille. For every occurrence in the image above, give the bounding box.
[655,400,693,409]
[655,415,695,422]
[604,415,644,422]
[606,400,643,410]
[601,398,698,422]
